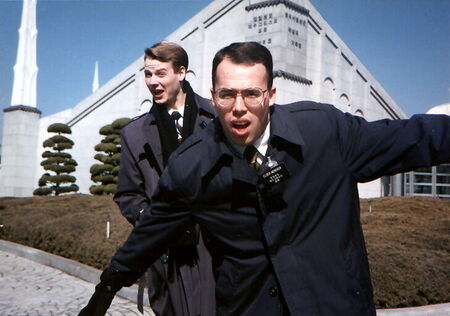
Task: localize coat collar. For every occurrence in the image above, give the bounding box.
[142,111,164,173]
[200,120,232,178]
[143,85,216,173]
[269,104,305,148]
[198,104,306,180]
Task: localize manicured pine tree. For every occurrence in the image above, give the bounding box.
[90,117,130,195]
[34,123,79,196]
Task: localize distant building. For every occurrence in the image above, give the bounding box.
[404,103,450,198]
[1,0,408,197]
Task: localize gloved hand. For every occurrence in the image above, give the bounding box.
[78,266,139,316]
[78,283,117,316]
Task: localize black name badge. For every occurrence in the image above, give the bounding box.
[260,163,290,187]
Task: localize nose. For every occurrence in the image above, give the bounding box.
[148,75,159,86]
[232,93,247,113]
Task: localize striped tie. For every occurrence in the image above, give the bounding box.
[244,145,261,170]
[171,111,183,143]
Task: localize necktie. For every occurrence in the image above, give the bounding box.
[171,111,183,143]
[244,145,261,171]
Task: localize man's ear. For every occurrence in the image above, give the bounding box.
[177,66,187,81]
[210,88,217,107]
[268,86,277,106]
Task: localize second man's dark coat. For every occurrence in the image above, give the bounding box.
[113,82,216,316]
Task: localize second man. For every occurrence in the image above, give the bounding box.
[113,42,215,316]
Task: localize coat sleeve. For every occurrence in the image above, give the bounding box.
[113,130,151,225]
[110,162,195,280]
[331,108,450,183]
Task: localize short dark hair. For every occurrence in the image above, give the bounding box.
[212,42,273,89]
[144,42,188,72]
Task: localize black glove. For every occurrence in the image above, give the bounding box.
[78,266,140,316]
[78,283,117,316]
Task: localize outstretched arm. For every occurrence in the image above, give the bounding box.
[333,110,450,182]
[79,164,196,315]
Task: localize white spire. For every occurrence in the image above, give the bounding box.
[92,61,99,93]
[11,0,38,107]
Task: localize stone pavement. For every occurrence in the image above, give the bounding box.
[1,240,449,316]
[0,250,153,316]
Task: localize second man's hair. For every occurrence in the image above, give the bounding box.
[144,42,189,72]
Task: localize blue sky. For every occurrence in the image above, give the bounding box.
[0,0,449,131]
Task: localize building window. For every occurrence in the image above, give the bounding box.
[355,109,364,117]
[253,17,257,22]
[269,13,272,18]
[274,18,277,23]
[264,27,267,32]
[268,38,271,44]
[438,165,450,173]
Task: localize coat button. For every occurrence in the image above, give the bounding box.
[268,286,278,297]
[160,254,169,263]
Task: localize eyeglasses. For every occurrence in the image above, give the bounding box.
[212,88,269,109]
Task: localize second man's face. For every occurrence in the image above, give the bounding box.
[144,57,186,107]
[212,58,276,147]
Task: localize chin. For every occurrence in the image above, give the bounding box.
[232,137,249,147]
[153,98,166,105]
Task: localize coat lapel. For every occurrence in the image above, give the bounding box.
[199,120,257,186]
[195,93,216,131]
[142,112,164,174]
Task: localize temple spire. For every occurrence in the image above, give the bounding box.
[11,0,38,107]
[92,61,99,93]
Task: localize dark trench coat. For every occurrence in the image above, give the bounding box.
[111,101,450,315]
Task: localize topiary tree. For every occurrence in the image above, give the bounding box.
[34,123,79,196]
[89,117,130,195]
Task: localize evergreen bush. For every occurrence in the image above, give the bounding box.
[34,123,79,196]
[90,117,130,195]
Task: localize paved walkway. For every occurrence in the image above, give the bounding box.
[0,240,449,315]
[0,248,153,315]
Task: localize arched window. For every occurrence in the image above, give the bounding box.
[138,99,152,115]
[322,77,335,104]
[338,93,350,111]
[354,109,364,117]
[185,70,197,86]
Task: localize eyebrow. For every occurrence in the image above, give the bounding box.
[144,66,168,72]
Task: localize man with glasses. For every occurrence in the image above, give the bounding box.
[80,42,450,316]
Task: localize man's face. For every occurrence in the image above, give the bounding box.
[144,57,186,107]
[212,58,276,147]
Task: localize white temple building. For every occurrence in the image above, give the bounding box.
[1,0,409,197]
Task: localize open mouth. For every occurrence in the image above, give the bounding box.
[152,89,164,98]
[232,121,250,130]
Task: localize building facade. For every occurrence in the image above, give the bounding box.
[1,0,408,197]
